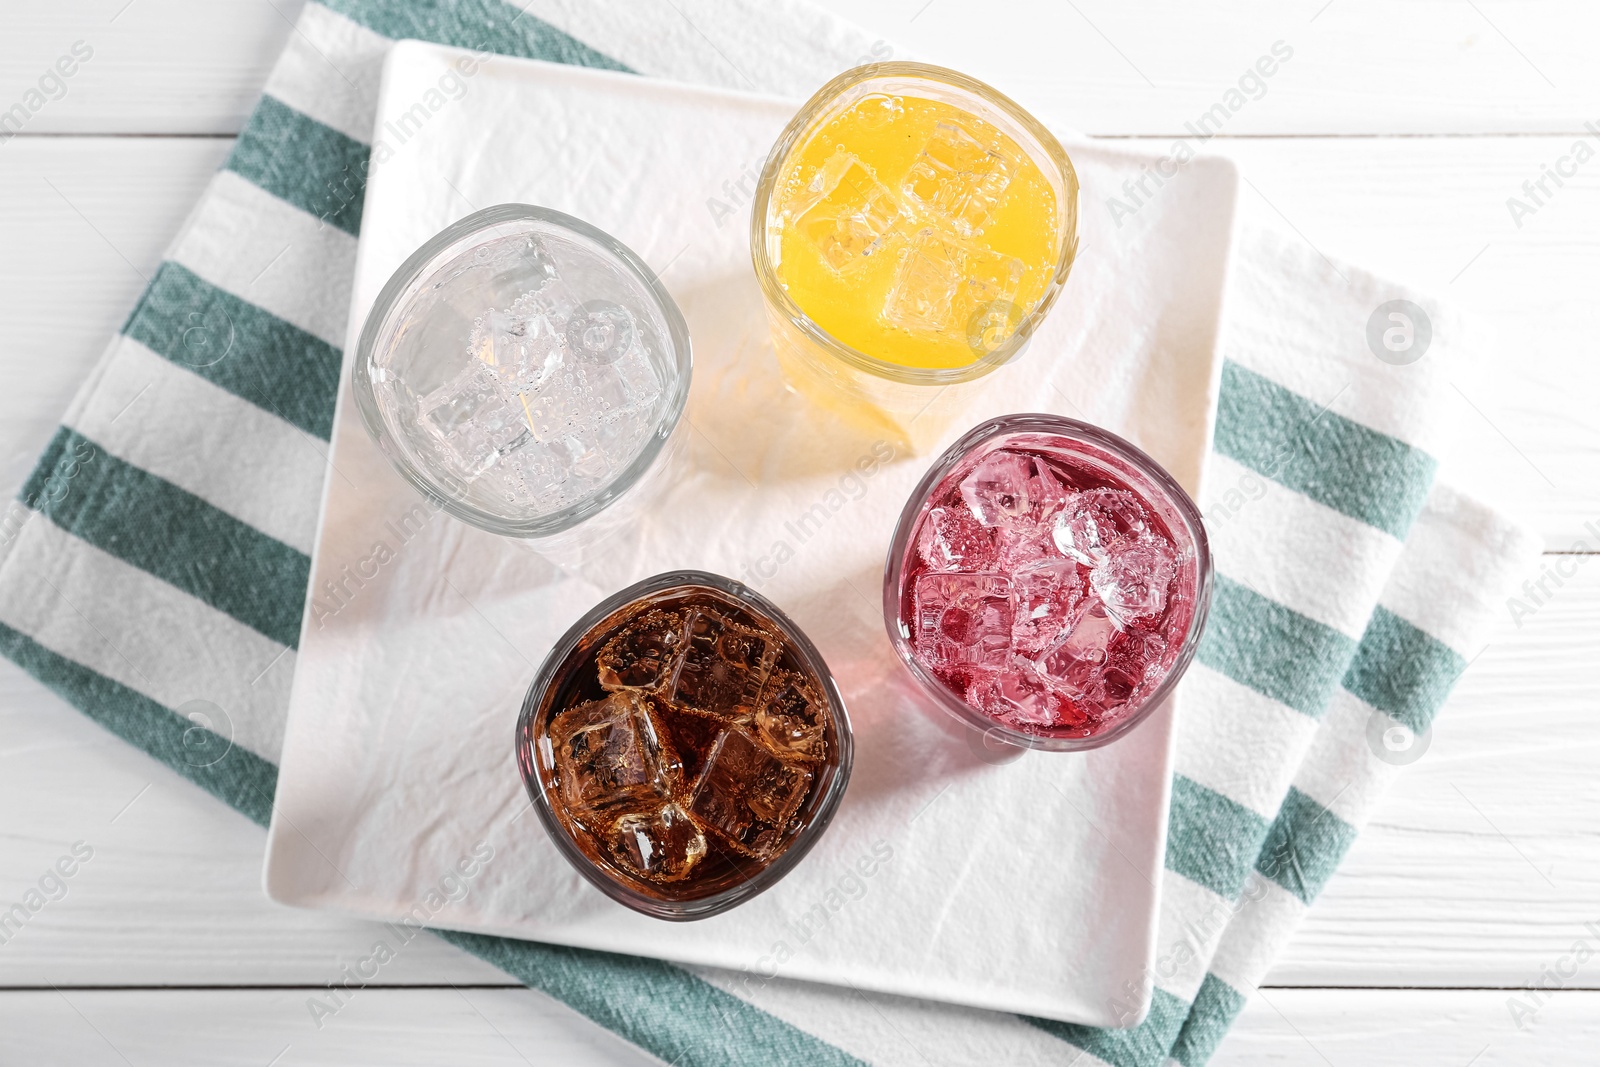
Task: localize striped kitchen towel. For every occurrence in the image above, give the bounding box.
[0,2,1541,1065]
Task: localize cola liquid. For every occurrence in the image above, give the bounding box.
[519,576,851,918]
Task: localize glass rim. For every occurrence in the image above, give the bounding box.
[515,570,856,921]
[351,203,693,539]
[749,61,1081,387]
[880,414,1214,753]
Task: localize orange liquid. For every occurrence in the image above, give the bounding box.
[771,94,1061,371]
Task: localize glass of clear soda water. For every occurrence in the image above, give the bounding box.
[352,205,692,542]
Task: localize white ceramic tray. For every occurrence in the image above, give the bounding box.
[263,42,1237,1026]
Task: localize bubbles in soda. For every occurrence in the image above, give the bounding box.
[903,446,1198,738]
[370,230,671,519]
[534,589,841,898]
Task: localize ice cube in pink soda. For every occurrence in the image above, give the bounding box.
[886,415,1212,749]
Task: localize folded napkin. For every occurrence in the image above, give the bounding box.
[0,2,1541,1066]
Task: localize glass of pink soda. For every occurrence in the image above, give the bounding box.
[883,414,1212,751]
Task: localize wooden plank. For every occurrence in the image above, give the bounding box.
[0,986,1594,1065]
[0,988,654,1066]
[1216,988,1600,1066]
[0,0,300,137]
[0,663,511,988]
[5,571,1590,991]
[4,1,1597,136]
[822,0,1600,137]
[1217,135,1600,551]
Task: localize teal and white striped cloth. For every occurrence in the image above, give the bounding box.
[0,1,1540,1064]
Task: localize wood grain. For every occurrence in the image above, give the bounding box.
[0,0,302,137]
[0,987,654,1066]
[1,1,1596,1062]
[1273,567,1600,986]
[818,0,1600,137]
[6,1,1599,136]
[1,986,1595,1065]
[4,567,1591,990]
[0,663,511,988]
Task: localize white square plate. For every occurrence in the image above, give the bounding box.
[264,42,1237,1026]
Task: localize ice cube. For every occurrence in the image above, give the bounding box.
[476,251,579,329]
[498,437,574,506]
[1052,488,1150,567]
[668,609,776,721]
[520,364,588,441]
[559,431,620,486]
[989,464,1068,567]
[959,449,1044,527]
[606,802,706,883]
[419,362,500,438]
[882,229,963,333]
[753,670,827,761]
[597,609,686,690]
[795,151,907,274]
[550,692,680,823]
[965,660,1061,726]
[690,728,813,858]
[416,361,533,480]
[586,413,652,474]
[566,301,636,366]
[1009,558,1085,654]
[853,92,905,129]
[1029,459,1071,523]
[614,345,663,409]
[881,228,1026,339]
[961,241,1024,310]
[494,233,560,290]
[1107,629,1170,695]
[571,344,660,419]
[912,572,1013,669]
[474,305,564,394]
[520,334,658,449]
[902,121,1013,236]
[1092,536,1177,627]
[1035,599,1118,699]
[916,504,998,572]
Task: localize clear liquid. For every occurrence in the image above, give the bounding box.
[371,228,674,521]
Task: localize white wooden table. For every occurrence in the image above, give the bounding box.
[2,2,1596,1063]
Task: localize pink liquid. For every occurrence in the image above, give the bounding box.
[899,444,1199,738]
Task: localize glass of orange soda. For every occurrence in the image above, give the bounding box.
[750,63,1080,450]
